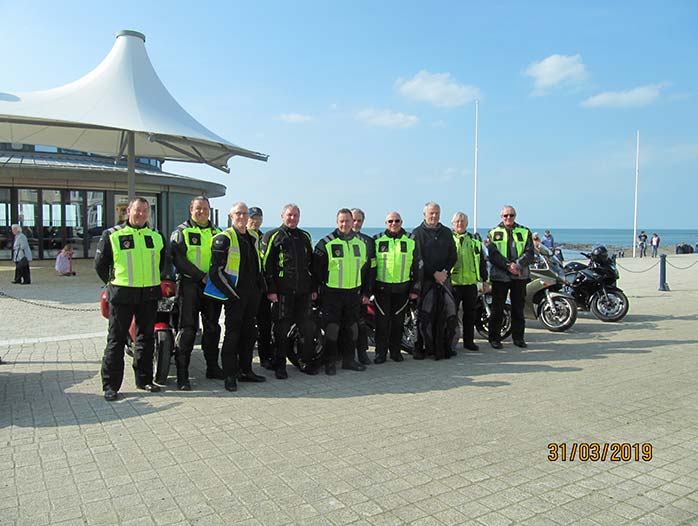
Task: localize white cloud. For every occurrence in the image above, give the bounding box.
[279,113,313,123]
[524,54,588,96]
[395,70,480,108]
[581,84,665,108]
[355,108,418,128]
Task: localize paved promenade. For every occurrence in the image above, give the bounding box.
[1,256,697,525]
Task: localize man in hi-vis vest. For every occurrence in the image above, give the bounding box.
[95,197,167,401]
[372,211,420,364]
[313,208,371,375]
[486,205,534,349]
[451,212,488,351]
[208,202,267,392]
[170,196,223,390]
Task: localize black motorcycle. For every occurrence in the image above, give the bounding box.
[563,246,629,322]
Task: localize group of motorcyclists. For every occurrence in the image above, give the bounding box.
[96,196,535,401]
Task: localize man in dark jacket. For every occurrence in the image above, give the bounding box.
[486,205,535,349]
[95,197,166,401]
[207,202,266,392]
[261,204,317,378]
[372,211,420,363]
[247,206,273,370]
[410,202,457,359]
[169,196,223,390]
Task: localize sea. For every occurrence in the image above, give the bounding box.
[300,227,698,261]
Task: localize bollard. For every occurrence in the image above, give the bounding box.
[658,254,670,291]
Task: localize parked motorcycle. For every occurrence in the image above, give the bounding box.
[474,250,578,337]
[100,279,179,384]
[563,245,629,322]
[527,250,578,331]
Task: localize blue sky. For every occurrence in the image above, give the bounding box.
[2,0,696,229]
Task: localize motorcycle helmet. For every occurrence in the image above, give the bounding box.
[590,245,609,263]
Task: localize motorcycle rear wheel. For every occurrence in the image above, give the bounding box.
[475,304,512,340]
[539,297,578,332]
[401,313,416,354]
[154,330,173,385]
[590,290,629,322]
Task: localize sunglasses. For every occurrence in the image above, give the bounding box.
[502,214,516,218]
[387,219,402,224]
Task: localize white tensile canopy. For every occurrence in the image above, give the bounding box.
[0,30,268,198]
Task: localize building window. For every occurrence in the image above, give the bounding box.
[17,189,39,259]
[87,191,105,258]
[0,188,11,259]
[66,191,85,258]
[42,189,63,258]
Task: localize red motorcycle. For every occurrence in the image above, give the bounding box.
[100,279,178,385]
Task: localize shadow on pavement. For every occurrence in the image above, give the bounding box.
[0,369,181,429]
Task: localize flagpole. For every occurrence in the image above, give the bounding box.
[473,99,479,236]
[632,130,640,258]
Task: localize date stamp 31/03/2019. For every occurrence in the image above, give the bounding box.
[547,442,653,462]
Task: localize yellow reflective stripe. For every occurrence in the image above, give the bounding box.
[195,246,201,269]
[400,253,406,282]
[381,254,388,282]
[354,258,360,287]
[151,251,157,286]
[338,258,344,287]
[126,251,134,286]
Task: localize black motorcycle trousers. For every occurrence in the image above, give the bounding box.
[320,288,360,365]
[489,279,527,342]
[452,284,478,347]
[101,300,157,391]
[272,293,314,369]
[374,288,409,359]
[220,288,260,379]
[174,279,223,381]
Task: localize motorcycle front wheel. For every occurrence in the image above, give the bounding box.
[475,304,512,340]
[590,290,629,322]
[539,297,578,332]
[154,330,173,385]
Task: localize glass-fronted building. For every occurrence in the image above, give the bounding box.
[0,143,225,260]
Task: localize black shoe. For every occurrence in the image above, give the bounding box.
[390,353,404,362]
[413,352,425,360]
[136,383,161,392]
[239,371,266,382]
[463,343,479,351]
[342,360,366,372]
[301,364,319,375]
[325,363,336,376]
[206,367,226,380]
[260,358,274,370]
[357,350,371,365]
[513,340,528,348]
[224,376,237,392]
[275,368,288,380]
[11,280,20,284]
[374,354,387,364]
[178,381,192,391]
[489,340,503,350]
[104,388,118,401]
[447,349,458,357]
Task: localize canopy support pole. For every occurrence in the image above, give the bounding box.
[127,130,135,200]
